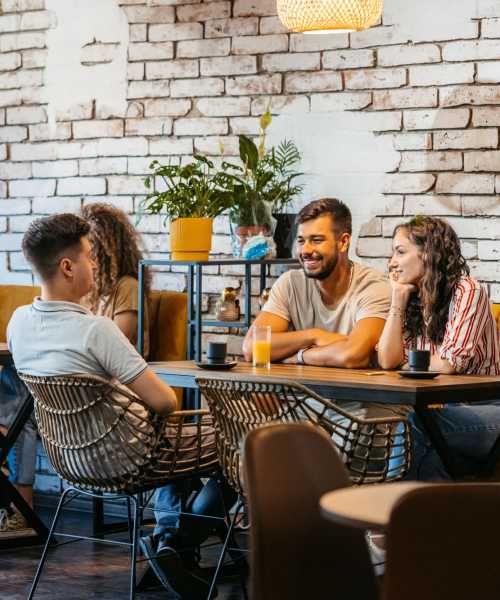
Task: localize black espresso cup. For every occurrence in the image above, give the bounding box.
[408,349,430,372]
[206,341,227,364]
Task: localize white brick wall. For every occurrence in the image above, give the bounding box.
[0,0,497,328]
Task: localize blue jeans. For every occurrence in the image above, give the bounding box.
[0,366,37,486]
[407,402,500,480]
[154,477,236,547]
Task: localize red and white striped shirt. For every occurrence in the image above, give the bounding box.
[405,277,500,376]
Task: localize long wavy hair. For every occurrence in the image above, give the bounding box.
[395,216,469,345]
[81,203,151,313]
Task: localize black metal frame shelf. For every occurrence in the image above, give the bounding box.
[137,257,299,362]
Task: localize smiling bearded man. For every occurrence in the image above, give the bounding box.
[243,198,391,369]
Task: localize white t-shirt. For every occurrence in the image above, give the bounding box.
[7,298,147,384]
[263,262,391,334]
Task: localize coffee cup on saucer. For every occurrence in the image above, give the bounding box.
[206,341,227,364]
[408,349,430,372]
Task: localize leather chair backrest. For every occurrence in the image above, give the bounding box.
[148,290,188,362]
[0,284,40,343]
[384,483,500,600]
[244,422,378,600]
[148,290,188,409]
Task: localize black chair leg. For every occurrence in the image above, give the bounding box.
[28,487,79,600]
[129,494,141,600]
[126,497,133,545]
[207,497,244,600]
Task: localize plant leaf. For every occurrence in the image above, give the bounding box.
[239,135,259,171]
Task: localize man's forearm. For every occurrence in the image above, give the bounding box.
[269,329,319,361]
[243,328,318,362]
[302,339,371,369]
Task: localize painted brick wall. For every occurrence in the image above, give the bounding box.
[0,0,499,303]
[1,0,500,494]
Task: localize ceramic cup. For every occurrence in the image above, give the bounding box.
[408,349,430,372]
[206,341,227,364]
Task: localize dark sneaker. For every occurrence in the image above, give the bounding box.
[139,534,215,600]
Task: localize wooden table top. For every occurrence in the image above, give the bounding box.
[151,360,500,397]
[320,482,427,530]
[0,342,10,356]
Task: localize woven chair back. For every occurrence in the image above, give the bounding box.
[20,373,162,493]
[197,377,411,494]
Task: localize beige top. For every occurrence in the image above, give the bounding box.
[263,262,391,334]
[97,275,150,359]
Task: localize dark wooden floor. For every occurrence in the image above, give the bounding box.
[1,506,246,599]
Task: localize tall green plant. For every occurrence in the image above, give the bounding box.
[139,155,235,222]
[223,111,303,226]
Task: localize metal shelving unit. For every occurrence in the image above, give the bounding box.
[137,258,299,361]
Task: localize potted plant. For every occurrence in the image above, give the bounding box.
[139,155,235,261]
[223,111,304,258]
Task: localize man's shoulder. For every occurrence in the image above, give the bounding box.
[351,263,391,308]
[8,303,32,332]
[10,303,32,319]
[276,268,306,289]
[86,313,122,337]
[353,262,390,288]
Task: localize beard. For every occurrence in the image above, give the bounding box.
[300,253,338,280]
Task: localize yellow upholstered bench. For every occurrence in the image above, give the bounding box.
[149,290,188,409]
[149,290,188,364]
[0,285,40,343]
[493,304,500,332]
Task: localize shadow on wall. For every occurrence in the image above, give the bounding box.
[267,112,400,258]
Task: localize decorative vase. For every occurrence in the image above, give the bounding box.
[272,213,297,258]
[229,200,275,258]
[170,217,213,261]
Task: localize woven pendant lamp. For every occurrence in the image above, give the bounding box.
[277,0,383,33]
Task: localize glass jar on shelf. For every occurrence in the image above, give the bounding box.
[215,287,241,322]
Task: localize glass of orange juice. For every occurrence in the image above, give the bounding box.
[253,325,271,369]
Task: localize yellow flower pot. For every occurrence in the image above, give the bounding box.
[170,217,213,261]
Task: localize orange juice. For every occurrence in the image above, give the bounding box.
[253,340,271,368]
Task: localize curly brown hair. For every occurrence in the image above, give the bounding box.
[81,203,151,312]
[395,216,469,345]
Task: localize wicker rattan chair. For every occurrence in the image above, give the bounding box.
[19,372,219,600]
[197,377,411,493]
[196,376,411,594]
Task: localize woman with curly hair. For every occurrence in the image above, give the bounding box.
[81,203,236,597]
[81,202,151,357]
[378,216,500,479]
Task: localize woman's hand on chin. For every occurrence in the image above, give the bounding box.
[389,271,417,307]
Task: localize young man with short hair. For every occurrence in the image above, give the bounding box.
[7,214,225,599]
[243,198,391,368]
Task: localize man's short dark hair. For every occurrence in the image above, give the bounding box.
[22,214,90,280]
[297,198,352,236]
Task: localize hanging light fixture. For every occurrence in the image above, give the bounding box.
[277,0,383,34]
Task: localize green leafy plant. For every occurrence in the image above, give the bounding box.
[223,111,304,227]
[138,154,235,222]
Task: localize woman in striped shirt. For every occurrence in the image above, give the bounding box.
[378,216,500,479]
